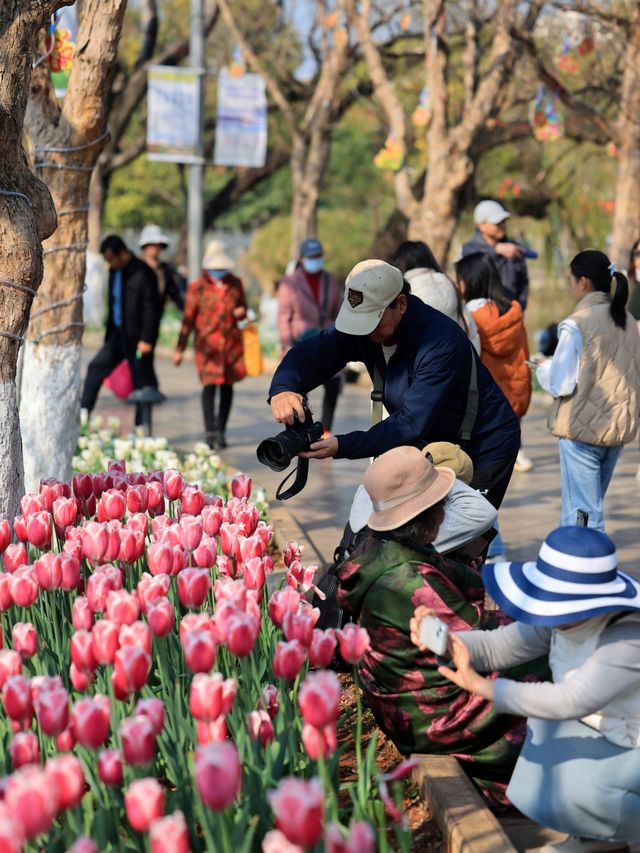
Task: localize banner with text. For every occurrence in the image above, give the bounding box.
[214,69,267,169]
[147,66,201,164]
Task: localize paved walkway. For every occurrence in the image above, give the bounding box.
[86,348,640,572]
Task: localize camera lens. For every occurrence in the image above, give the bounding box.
[257,434,295,471]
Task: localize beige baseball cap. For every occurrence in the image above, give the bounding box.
[335,259,404,335]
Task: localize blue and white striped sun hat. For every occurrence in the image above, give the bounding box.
[482,526,640,627]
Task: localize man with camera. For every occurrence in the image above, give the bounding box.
[268,259,520,509]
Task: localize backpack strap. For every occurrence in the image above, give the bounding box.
[458,345,479,444]
[318,272,331,329]
[371,363,384,426]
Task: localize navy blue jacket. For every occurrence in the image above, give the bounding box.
[268,295,520,467]
[462,229,529,309]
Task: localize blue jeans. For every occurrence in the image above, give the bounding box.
[558,438,621,532]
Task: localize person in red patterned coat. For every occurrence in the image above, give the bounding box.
[173,240,247,450]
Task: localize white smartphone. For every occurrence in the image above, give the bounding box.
[419,616,449,657]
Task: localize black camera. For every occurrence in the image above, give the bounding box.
[257,404,323,499]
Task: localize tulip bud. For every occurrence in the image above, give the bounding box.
[119,529,144,564]
[3,543,28,574]
[12,516,27,543]
[179,612,212,643]
[113,646,151,698]
[149,810,189,853]
[146,598,175,638]
[268,777,324,848]
[106,589,140,627]
[298,670,341,728]
[9,731,39,769]
[125,777,165,832]
[45,754,85,810]
[86,572,114,613]
[82,522,109,564]
[56,726,76,752]
[35,686,69,737]
[178,516,204,552]
[0,575,11,611]
[3,675,33,723]
[91,619,120,665]
[34,552,62,590]
[260,684,279,719]
[335,624,371,664]
[272,640,306,681]
[98,748,123,786]
[194,741,241,810]
[11,622,37,659]
[247,709,275,747]
[134,698,164,736]
[193,537,217,570]
[120,715,156,766]
[163,470,184,501]
[189,673,236,722]
[178,568,211,609]
[60,554,81,591]
[182,629,216,673]
[71,695,110,749]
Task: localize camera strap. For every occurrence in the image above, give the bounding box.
[275,457,311,501]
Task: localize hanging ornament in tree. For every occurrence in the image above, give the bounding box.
[607,141,618,158]
[334,27,348,49]
[373,134,403,171]
[399,10,411,30]
[229,45,245,78]
[530,87,563,142]
[411,87,430,127]
[323,11,340,29]
[556,32,578,74]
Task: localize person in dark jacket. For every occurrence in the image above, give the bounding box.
[138,224,186,312]
[269,259,521,509]
[80,234,161,425]
[461,200,529,309]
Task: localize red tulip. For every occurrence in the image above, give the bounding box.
[97,748,123,786]
[3,675,33,723]
[34,552,62,590]
[147,480,165,514]
[113,646,151,696]
[91,619,120,665]
[106,589,140,627]
[120,715,156,766]
[272,640,306,681]
[181,485,205,516]
[178,568,210,609]
[82,522,109,564]
[189,673,236,722]
[67,838,98,853]
[56,726,76,752]
[71,695,111,748]
[45,754,85,810]
[9,731,39,768]
[336,624,371,664]
[182,629,216,673]
[163,469,184,501]
[298,670,341,728]
[98,489,126,522]
[134,697,165,736]
[53,497,77,530]
[0,801,26,852]
[119,529,145,564]
[5,765,58,838]
[149,810,189,853]
[137,572,170,611]
[196,717,228,744]
[0,650,22,689]
[0,521,11,554]
[118,621,152,654]
[126,485,149,515]
[308,629,337,669]
[201,505,223,537]
[9,567,38,608]
[125,777,165,832]
[268,588,301,629]
[247,709,275,747]
[269,778,324,847]
[260,684,279,719]
[230,473,252,499]
[282,609,316,648]
[72,596,94,631]
[70,630,97,673]
[60,554,81,590]
[35,686,69,737]
[146,542,174,577]
[226,611,260,657]
[12,622,37,659]
[194,741,241,810]
[3,543,28,574]
[146,598,175,637]
[0,575,11,611]
[301,722,338,760]
[72,474,93,501]
[25,511,52,550]
[12,515,27,542]
[325,821,376,853]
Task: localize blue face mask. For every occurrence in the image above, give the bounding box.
[208,269,228,279]
[301,257,324,274]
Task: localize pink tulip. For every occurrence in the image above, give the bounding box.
[189,673,236,722]
[282,609,316,648]
[53,497,77,530]
[125,777,165,832]
[325,821,376,853]
[119,529,145,564]
[181,486,205,516]
[201,505,223,537]
[193,537,217,569]
[60,553,81,590]
[3,675,33,723]
[134,697,165,736]
[9,567,38,608]
[25,511,52,550]
[298,670,341,729]
[149,810,190,853]
[86,572,114,613]
[67,839,98,853]
[282,541,303,567]
[35,686,69,737]
[3,543,28,574]
[272,640,306,681]
[5,765,58,838]
[301,722,338,760]
[194,741,241,810]
[0,521,11,554]
[97,749,123,786]
[12,622,37,659]
[226,610,260,658]
[70,662,93,692]
[182,630,216,673]
[146,598,175,637]
[196,717,228,745]
[71,695,111,748]
[219,522,242,558]
[268,588,301,628]
[262,830,304,853]
[56,726,76,752]
[268,777,324,848]
[236,506,259,537]
[179,612,212,642]
[45,754,85,810]
[9,731,39,768]
[247,709,275,747]
[126,485,149,515]
[91,619,120,665]
[230,473,252,499]
[72,596,94,631]
[137,572,171,611]
[147,481,165,515]
[13,515,28,542]
[34,552,62,590]
[308,629,337,669]
[106,589,140,626]
[237,535,265,563]
[147,542,174,576]
[98,489,126,522]
[163,469,184,501]
[260,684,279,719]
[241,557,266,590]
[178,568,211,609]
[30,674,63,703]
[336,624,371,664]
[82,522,109,564]
[70,630,97,673]
[0,650,22,689]
[178,516,204,552]
[120,714,156,766]
[118,619,152,654]
[0,574,11,611]
[0,801,26,852]
[113,646,151,697]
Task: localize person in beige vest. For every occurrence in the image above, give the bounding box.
[535,250,640,531]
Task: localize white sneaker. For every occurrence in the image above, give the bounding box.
[514,449,533,472]
[540,836,629,853]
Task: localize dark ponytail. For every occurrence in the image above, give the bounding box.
[455,252,512,316]
[569,250,628,330]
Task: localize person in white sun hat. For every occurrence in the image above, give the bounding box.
[411,525,640,852]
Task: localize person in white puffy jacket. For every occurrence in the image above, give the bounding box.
[391,240,480,352]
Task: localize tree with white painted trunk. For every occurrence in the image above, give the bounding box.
[20,0,128,491]
[0,0,71,522]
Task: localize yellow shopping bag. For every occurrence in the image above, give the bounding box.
[242,322,263,377]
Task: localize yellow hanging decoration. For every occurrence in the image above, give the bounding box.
[373,135,403,172]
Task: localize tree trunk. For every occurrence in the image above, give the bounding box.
[21,0,127,491]
[0,1,64,521]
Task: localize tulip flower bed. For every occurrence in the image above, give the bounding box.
[0,461,415,852]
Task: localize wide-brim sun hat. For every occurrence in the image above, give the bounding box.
[335,259,404,336]
[202,239,234,270]
[483,526,640,627]
[363,446,455,532]
[138,224,170,248]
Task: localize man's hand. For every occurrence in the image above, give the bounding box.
[298,436,338,460]
[137,341,153,356]
[172,351,183,367]
[495,242,523,260]
[271,391,308,425]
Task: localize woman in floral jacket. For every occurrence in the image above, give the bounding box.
[338,446,545,807]
[173,241,247,450]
